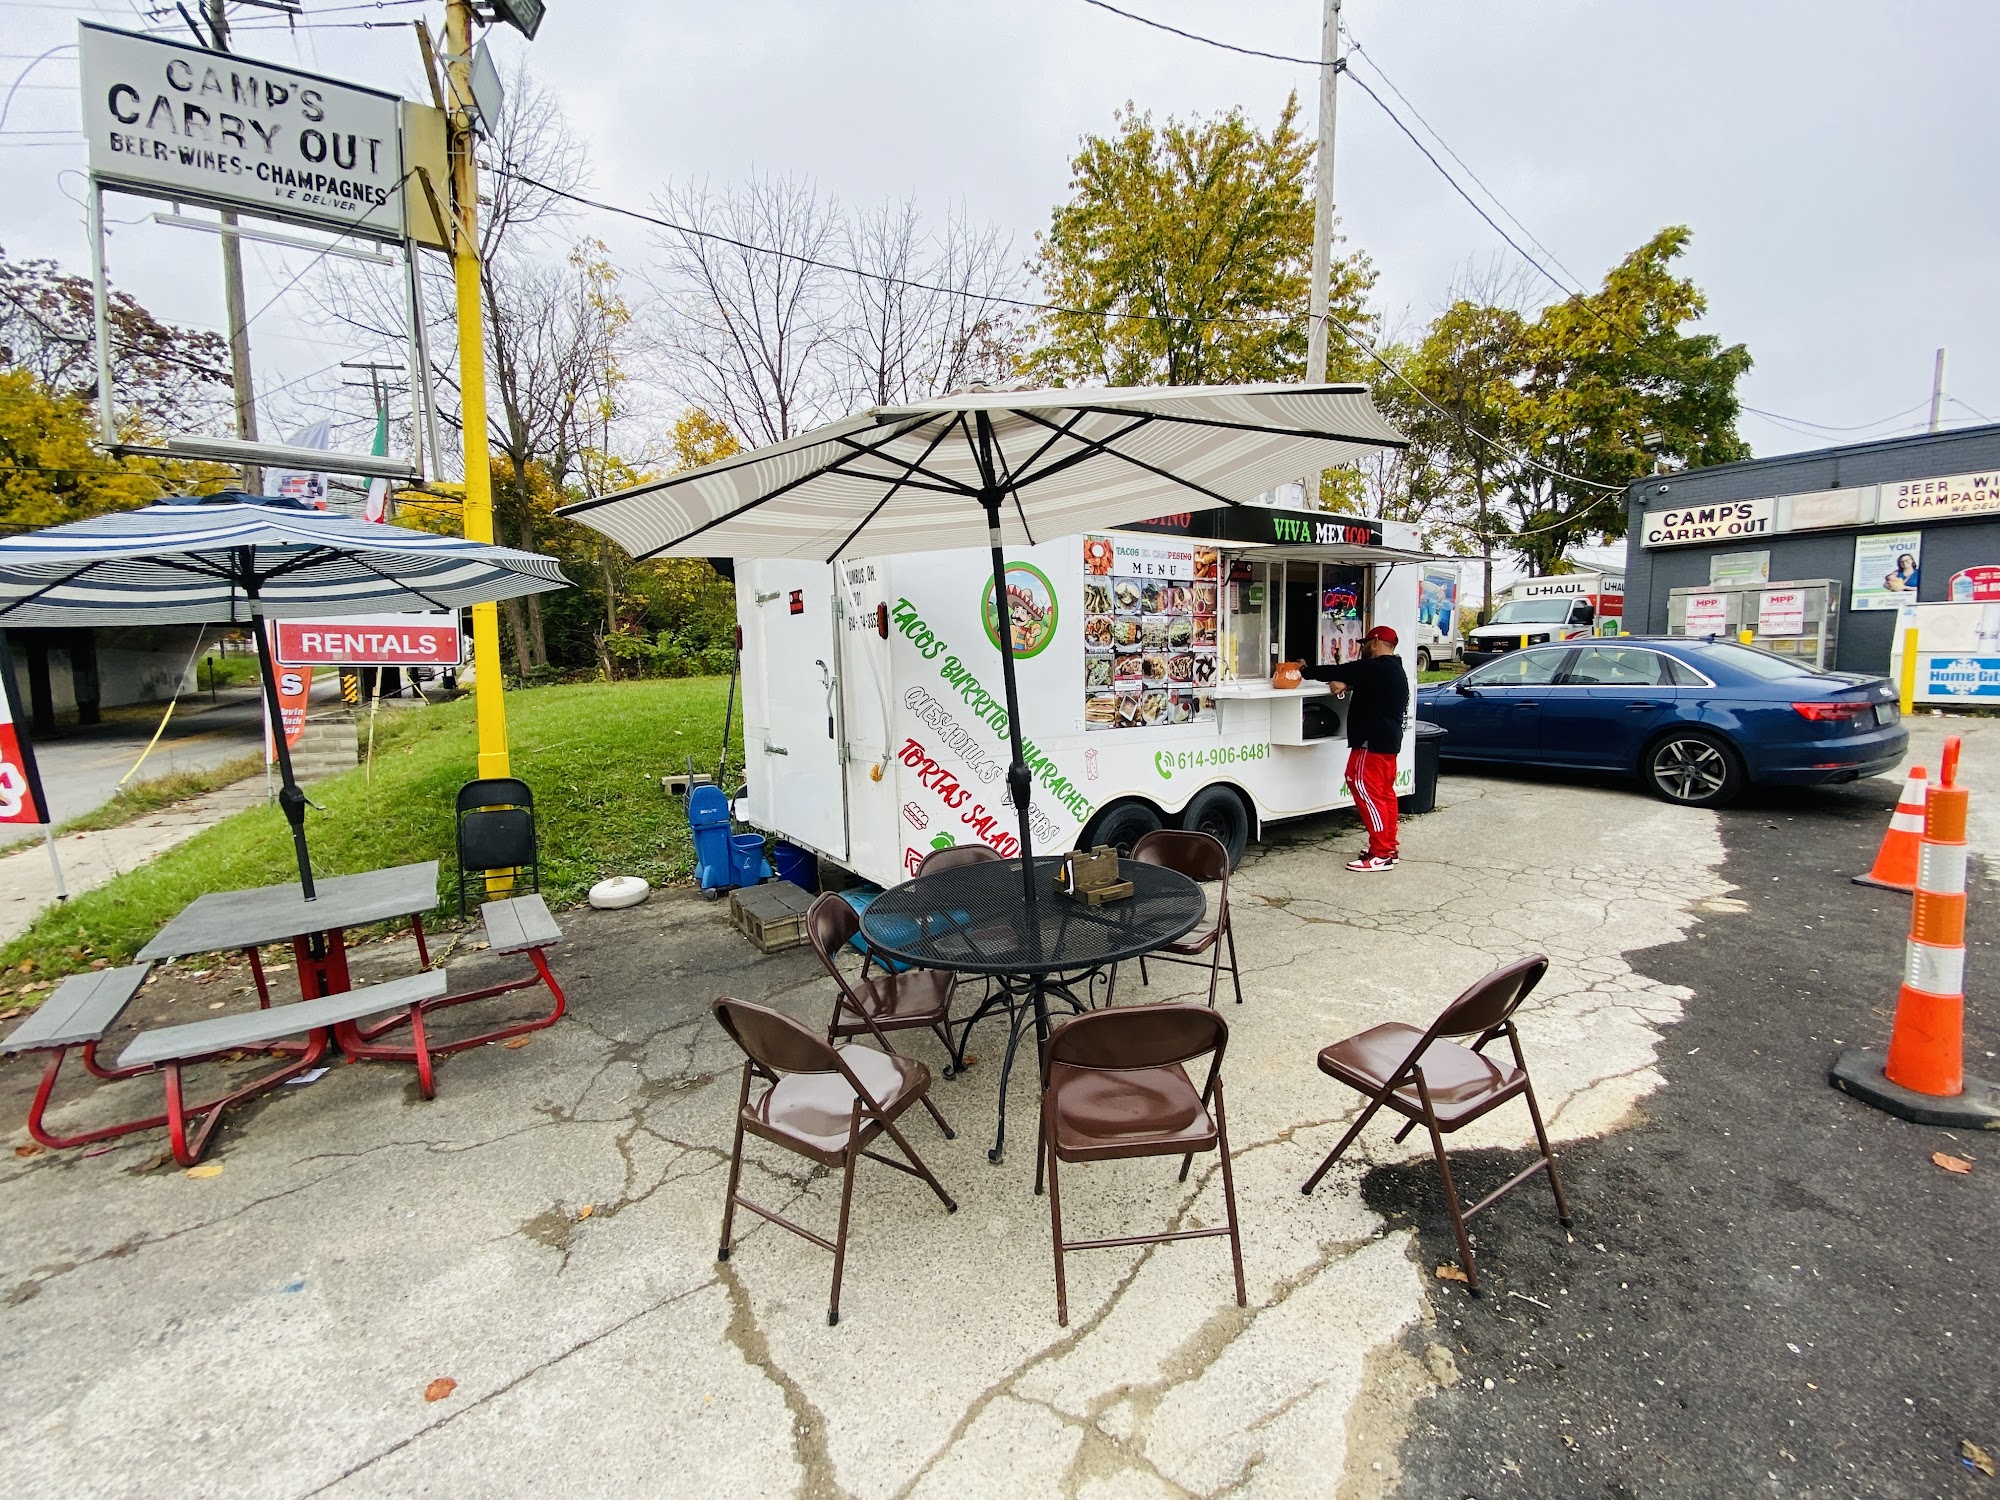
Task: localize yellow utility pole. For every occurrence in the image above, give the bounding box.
[444,0,510,779]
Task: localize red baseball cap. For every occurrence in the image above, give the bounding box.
[1364,625,1399,647]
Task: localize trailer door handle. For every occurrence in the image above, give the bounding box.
[763,742,789,756]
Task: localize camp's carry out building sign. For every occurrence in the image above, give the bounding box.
[79,22,406,240]
[1642,499,1775,547]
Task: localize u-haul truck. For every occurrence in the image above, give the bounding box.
[732,510,1435,886]
[1463,571,1624,668]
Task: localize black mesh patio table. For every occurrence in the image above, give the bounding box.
[860,856,1205,1163]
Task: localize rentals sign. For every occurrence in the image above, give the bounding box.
[79,22,407,240]
[274,612,461,667]
[1642,499,1776,548]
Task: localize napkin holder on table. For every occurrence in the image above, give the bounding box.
[1055,845,1133,906]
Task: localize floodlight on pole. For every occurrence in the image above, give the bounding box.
[480,0,545,40]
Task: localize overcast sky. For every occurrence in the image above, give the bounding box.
[4,0,1996,465]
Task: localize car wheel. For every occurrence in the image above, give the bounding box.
[1644,730,1743,808]
[1177,784,1251,869]
[1081,797,1163,857]
[1416,648,1431,673]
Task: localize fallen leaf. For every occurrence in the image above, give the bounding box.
[14,1143,44,1158]
[1435,1264,1470,1283]
[1964,1440,1995,1476]
[575,1204,594,1221]
[184,1162,225,1179]
[0,1007,23,1021]
[1933,1152,1973,1175]
[503,1037,532,1050]
[424,1377,457,1403]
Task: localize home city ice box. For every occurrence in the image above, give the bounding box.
[731,518,1429,891]
[1889,601,2000,704]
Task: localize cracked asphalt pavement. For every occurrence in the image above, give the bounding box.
[1,720,1988,1497]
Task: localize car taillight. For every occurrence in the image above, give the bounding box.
[1792,701,1870,722]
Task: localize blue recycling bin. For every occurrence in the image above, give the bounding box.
[730,832,774,888]
[837,887,913,973]
[687,785,735,893]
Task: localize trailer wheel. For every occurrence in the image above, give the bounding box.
[1177,785,1251,870]
[1415,648,1432,673]
[1081,798,1162,857]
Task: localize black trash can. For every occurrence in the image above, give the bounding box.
[1404,720,1447,815]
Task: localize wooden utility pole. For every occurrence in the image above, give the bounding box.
[443,0,510,777]
[1929,347,1948,433]
[204,0,261,491]
[1305,0,1342,388]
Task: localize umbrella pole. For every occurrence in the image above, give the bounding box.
[250,606,317,901]
[983,498,1040,911]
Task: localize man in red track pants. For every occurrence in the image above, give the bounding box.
[1308,625,1410,872]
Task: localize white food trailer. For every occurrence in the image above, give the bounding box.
[732,506,1437,887]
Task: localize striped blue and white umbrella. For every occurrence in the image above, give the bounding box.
[0,491,569,626]
[0,492,570,899]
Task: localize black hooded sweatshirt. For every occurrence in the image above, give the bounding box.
[1305,653,1409,753]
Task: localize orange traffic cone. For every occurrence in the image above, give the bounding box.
[1852,764,1926,891]
[1885,742,1969,1095]
[1832,736,2000,1127]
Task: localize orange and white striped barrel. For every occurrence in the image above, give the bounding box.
[1885,736,1969,1096]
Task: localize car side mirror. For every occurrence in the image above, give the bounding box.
[1454,681,1477,696]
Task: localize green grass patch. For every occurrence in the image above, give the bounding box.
[3,677,743,982]
[197,654,262,691]
[54,753,265,835]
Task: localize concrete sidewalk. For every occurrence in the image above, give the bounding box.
[0,775,269,946]
[0,758,1727,1499]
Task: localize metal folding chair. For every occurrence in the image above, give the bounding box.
[1113,829,1242,1007]
[1300,955,1572,1291]
[1034,1002,1246,1326]
[712,998,957,1325]
[456,777,538,916]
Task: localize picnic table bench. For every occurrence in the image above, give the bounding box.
[3,965,159,1150]
[116,971,447,1165]
[339,895,566,1085]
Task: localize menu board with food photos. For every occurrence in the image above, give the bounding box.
[1082,534,1219,731]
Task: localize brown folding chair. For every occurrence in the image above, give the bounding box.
[1111,829,1242,1007]
[917,844,1001,876]
[712,998,957,1325]
[1034,1003,1246,1326]
[807,895,964,1133]
[1299,955,1572,1292]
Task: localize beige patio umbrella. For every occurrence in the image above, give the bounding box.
[560,383,1406,904]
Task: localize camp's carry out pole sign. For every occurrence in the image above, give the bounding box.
[274,612,462,668]
[78,22,407,241]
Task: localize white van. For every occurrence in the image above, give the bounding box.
[1463,572,1624,668]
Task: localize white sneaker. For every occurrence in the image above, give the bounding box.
[1345,854,1397,872]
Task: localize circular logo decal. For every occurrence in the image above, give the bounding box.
[982,562,1059,659]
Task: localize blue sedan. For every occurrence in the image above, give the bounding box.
[1415,637,1909,807]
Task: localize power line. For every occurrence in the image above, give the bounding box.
[1077,0,1321,67]
[494,164,1624,495]
[1340,37,1585,294]
[1742,400,1930,434]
